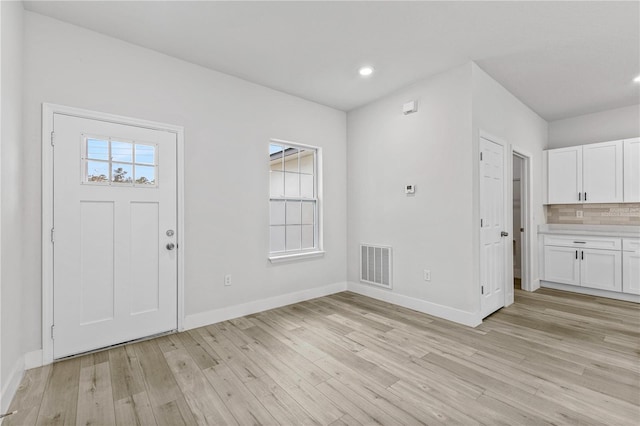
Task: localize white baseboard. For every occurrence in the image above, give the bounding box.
[24,350,43,370]
[0,355,24,413]
[184,282,348,330]
[347,281,482,327]
[541,281,640,303]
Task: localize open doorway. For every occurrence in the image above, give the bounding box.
[513,155,523,291]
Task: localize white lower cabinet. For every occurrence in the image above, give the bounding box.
[580,248,621,292]
[543,235,628,294]
[544,246,580,285]
[622,247,640,295]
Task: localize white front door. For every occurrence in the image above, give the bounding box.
[53,113,178,358]
[480,136,507,318]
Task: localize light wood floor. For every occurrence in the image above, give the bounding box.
[5,288,640,425]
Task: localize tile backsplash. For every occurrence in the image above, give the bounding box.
[546,203,640,225]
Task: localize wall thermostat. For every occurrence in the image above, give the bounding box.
[405,184,415,194]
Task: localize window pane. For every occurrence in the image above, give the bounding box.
[301,225,314,249]
[270,226,285,252]
[87,139,109,161]
[285,225,301,251]
[112,163,133,184]
[300,174,314,198]
[135,144,155,165]
[284,173,300,197]
[135,165,156,185]
[286,201,301,225]
[284,148,299,172]
[270,201,285,225]
[87,160,109,182]
[269,144,284,171]
[301,201,314,225]
[300,149,314,174]
[270,171,284,197]
[111,141,133,163]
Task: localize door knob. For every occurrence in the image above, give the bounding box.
[166,243,175,250]
[501,231,509,237]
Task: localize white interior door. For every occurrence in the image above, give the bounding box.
[480,137,507,318]
[53,113,178,358]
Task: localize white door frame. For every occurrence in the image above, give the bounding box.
[479,130,511,312]
[41,103,185,365]
[511,146,535,293]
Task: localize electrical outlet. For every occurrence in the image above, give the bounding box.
[423,269,431,281]
[576,210,583,218]
[224,274,232,286]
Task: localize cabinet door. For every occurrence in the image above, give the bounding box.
[580,249,622,292]
[582,140,623,203]
[544,246,580,285]
[622,251,640,295]
[623,138,640,202]
[547,147,582,204]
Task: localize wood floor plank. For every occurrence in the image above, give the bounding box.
[7,288,639,425]
[35,357,81,426]
[76,362,116,426]
[114,391,157,426]
[163,348,238,425]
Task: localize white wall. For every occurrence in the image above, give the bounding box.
[548,104,640,148]
[1,0,25,411]
[23,12,347,355]
[471,63,548,296]
[347,64,477,319]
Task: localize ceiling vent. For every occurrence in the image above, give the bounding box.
[360,244,392,289]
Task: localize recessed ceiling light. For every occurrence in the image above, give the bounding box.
[634,74,640,83]
[358,66,374,77]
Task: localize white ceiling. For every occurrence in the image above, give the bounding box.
[23,1,640,121]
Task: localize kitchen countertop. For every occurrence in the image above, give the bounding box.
[538,224,640,238]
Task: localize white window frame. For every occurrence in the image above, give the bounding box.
[268,138,324,262]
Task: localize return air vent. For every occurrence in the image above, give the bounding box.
[360,244,392,288]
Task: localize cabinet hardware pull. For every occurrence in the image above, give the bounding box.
[575,250,578,259]
[584,192,587,201]
[581,251,584,260]
[578,192,581,201]
[573,241,586,244]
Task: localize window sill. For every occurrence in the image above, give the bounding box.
[269,251,325,263]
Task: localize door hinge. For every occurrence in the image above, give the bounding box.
[50,131,55,146]
[50,325,55,339]
[481,286,484,295]
[480,152,483,161]
[50,228,54,243]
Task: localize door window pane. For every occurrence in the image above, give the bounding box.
[135,165,155,185]
[111,141,133,163]
[87,139,109,161]
[112,163,133,184]
[87,161,109,183]
[135,144,155,165]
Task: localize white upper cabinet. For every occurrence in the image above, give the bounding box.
[547,146,582,204]
[623,138,640,202]
[582,140,623,203]
[546,139,629,204]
